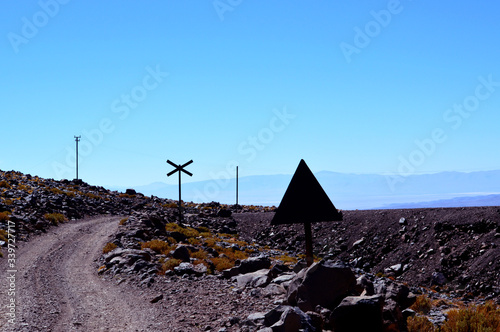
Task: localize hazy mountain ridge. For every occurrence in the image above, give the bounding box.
[117,170,500,210]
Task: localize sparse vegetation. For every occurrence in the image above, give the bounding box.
[440,301,500,332]
[0,229,8,242]
[119,217,128,225]
[0,180,11,189]
[407,316,436,332]
[411,295,433,315]
[160,258,182,274]
[210,257,233,271]
[165,222,199,238]
[44,212,67,225]
[272,254,298,265]
[141,239,173,255]
[102,242,118,254]
[0,211,10,222]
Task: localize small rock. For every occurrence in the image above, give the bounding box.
[150,294,163,303]
[173,245,191,262]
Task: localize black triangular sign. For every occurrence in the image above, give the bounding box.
[271,159,342,225]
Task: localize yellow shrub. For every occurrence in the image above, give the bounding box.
[191,249,209,260]
[441,301,500,332]
[407,316,436,332]
[160,258,182,274]
[410,295,432,315]
[204,238,217,248]
[141,239,173,255]
[0,211,10,222]
[210,257,234,271]
[0,180,11,188]
[44,213,67,225]
[165,223,199,238]
[272,254,298,265]
[0,229,8,242]
[102,242,118,254]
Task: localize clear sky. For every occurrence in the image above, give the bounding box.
[1,1,500,188]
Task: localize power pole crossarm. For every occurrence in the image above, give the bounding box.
[166,159,193,222]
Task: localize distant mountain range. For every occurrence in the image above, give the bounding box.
[112,170,500,210]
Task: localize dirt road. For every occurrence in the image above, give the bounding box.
[0,216,166,331]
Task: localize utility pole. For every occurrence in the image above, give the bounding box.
[166,160,193,222]
[74,136,81,180]
[236,166,239,206]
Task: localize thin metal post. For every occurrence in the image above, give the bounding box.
[166,159,193,223]
[236,166,239,206]
[178,169,182,221]
[74,136,81,180]
[304,221,313,267]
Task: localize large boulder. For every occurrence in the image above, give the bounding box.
[287,260,356,312]
[270,306,315,332]
[237,269,271,288]
[330,295,384,332]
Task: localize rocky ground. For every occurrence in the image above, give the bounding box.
[1,169,499,331]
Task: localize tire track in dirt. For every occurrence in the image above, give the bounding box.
[0,216,166,331]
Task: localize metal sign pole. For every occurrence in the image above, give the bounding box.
[74,136,81,180]
[304,221,314,266]
[167,160,193,223]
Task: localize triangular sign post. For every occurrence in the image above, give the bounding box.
[271,159,342,266]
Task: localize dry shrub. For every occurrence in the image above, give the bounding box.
[210,257,233,271]
[165,223,199,238]
[0,211,10,222]
[407,316,436,332]
[141,239,172,255]
[0,180,11,189]
[0,229,8,242]
[102,242,118,254]
[272,254,298,265]
[441,301,500,332]
[160,258,182,274]
[197,226,211,234]
[119,218,128,225]
[188,237,201,245]
[204,237,217,248]
[44,213,67,225]
[191,249,208,260]
[411,295,433,315]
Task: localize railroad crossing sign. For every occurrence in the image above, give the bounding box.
[271,159,342,266]
[167,159,193,222]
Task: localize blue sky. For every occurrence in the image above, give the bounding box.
[1,1,500,189]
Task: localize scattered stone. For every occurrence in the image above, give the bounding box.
[330,295,384,332]
[288,260,356,312]
[150,294,163,303]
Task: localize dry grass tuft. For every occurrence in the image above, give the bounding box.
[411,295,433,315]
[407,316,436,332]
[44,213,67,225]
[141,239,173,255]
[160,258,182,274]
[102,242,118,254]
[440,301,500,332]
